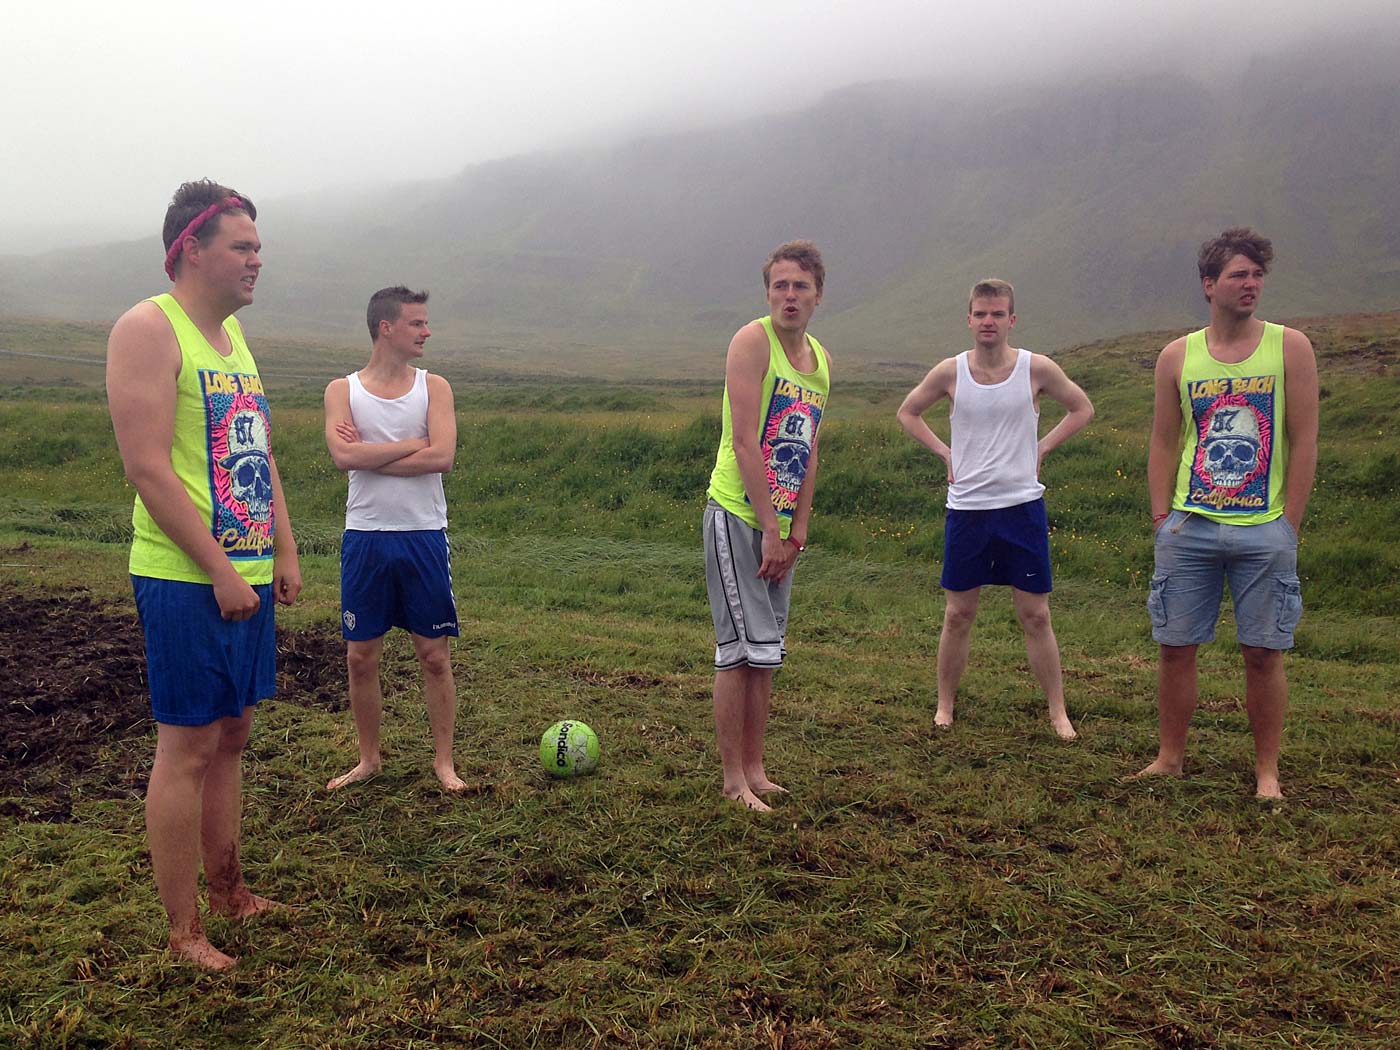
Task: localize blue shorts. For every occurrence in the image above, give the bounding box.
[1149,511,1301,649]
[340,529,459,641]
[132,576,276,726]
[941,498,1053,593]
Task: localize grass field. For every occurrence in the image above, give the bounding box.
[1,313,1398,1047]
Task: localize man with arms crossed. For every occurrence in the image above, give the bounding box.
[107,180,301,971]
[705,241,831,812]
[1136,229,1318,799]
[897,279,1093,739]
[324,287,467,793]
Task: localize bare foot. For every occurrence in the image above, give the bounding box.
[1254,775,1283,800]
[722,787,772,812]
[209,889,284,919]
[1131,759,1184,779]
[327,761,381,791]
[745,770,787,795]
[435,765,469,794]
[934,708,954,728]
[1050,714,1078,741]
[168,932,237,972]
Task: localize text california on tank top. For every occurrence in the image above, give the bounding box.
[345,368,448,531]
[947,348,1045,511]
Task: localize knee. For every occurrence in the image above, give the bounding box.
[1016,605,1052,634]
[943,606,977,634]
[1240,645,1282,674]
[215,716,252,757]
[1160,644,1197,668]
[156,729,222,779]
[346,647,381,682]
[418,647,453,681]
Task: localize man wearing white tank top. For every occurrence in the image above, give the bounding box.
[897,279,1094,739]
[323,287,467,793]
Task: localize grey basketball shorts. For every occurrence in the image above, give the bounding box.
[703,500,793,670]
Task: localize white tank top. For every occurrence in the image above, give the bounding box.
[947,349,1046,511]
[345,369,448,531]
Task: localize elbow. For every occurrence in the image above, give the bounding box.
[123,458,170,493]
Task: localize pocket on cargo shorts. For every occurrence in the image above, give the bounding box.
[1147,572,1170,629]
[1276,573,1303,635]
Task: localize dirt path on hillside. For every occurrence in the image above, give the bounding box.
[0,579,345,821]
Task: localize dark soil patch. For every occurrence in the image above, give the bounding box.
[0,586,345,822]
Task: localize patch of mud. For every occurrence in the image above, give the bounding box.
[0,585,345,822]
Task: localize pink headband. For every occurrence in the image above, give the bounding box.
[164,196,245,280]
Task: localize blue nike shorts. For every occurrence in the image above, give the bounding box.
[132,575,276,726]
[940,498,1053,593]
[340,529,459,641]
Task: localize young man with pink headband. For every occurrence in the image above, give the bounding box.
[107,179,301,971]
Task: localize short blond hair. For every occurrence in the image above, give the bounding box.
[968,278,1014,314]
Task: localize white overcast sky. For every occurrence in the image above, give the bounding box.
[2,0,1393,252]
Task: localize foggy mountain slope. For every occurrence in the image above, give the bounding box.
[2,42,1397,372]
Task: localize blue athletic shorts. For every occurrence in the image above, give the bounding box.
[1149,511,1301,649]
[340,529,459,641]
[941,498,1053,593]
[131,575,276,726]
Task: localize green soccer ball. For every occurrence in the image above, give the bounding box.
[540,720,601,777]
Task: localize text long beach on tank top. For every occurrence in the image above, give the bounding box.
[947,349,1045,511]
[345,369,448,531]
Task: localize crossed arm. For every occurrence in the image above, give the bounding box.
[324,374,457,476]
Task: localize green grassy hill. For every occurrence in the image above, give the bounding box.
[3,38,1399,372]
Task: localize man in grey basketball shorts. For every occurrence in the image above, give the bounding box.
[703,241,832,812]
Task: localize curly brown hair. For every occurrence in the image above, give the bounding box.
[1197,227,1273,282]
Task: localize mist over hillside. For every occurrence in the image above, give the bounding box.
[2,37,1397,374]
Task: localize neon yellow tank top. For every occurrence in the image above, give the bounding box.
[1172,321,1287,524]
[707,316,830,537]
[129,294,276,583]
